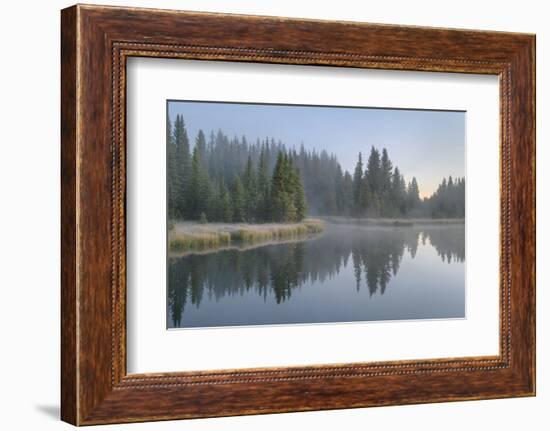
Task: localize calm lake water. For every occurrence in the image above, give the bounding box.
[167,222,465,329]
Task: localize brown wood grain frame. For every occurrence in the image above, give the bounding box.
[61,4,536,426]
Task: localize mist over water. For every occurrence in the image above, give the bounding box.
[167,222,465,328]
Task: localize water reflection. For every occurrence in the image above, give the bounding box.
[167,223,465,328]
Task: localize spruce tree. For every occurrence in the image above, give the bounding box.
[292,163,307,221]
[407,177,420,212]
[284,155,298,222]
[189,146,213,219]
[342,171,354,216]
[195,130,208,171]
[380,148,394,215]
[166,114,178,218]
[220,181,233,223]
[231,175,246,223]
[352,153,364,215]
[366,146,381,192]
[359,174,371,216]
[257,147,270,222]
[271,152,298,222]
[366,146,382,216]
[243,155,257,222]
[380,149,393,188]
[391,167,407,215]
[173,114,191,218]
[270,152,288,222]
[189,146,200,218]
[335,165,350,215]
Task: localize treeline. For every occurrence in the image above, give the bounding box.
[348,148,421,217]
[167,113,465,222]
[343,148,465,218]
[423,176,465,218]
[168,114,306,223]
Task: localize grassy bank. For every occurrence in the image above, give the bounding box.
[322,216,465,227]
[169,219,324,252]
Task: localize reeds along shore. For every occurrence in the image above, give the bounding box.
[169,219,324,252]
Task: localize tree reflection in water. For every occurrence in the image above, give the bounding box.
[167,224,465,327]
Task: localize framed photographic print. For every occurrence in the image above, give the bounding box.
[61,4,535,425]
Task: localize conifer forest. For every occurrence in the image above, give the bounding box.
[167,113,465,224]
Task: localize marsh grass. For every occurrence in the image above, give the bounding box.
[169,219,324,252]
[170,231,231,252]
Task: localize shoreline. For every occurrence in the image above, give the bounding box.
[169,219,324,253]
[169,233,322,258]
[168,216,465,254]
[320,216,465,227]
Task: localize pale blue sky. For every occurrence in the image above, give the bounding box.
[168,101,465,198]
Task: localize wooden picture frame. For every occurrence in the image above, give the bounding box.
[61,4,535,425]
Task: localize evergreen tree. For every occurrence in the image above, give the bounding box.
[359,175,371,216]
[381,148,393,185]
[335,165,352,216]
[270,152,303,222]
[341,171,354,216]
[352,153,364,215]
[219,181,233,222]
[407,177,420,212]
[231,175,246,222]
[166,114,178,218]
[292,163,307,221]
[173,115,192,218]
[270,152,290,222]
[242,155,258,222]
[188,146,200,218]
[366,146,381,193]
[195,130,208,171]
[365,146,382,215]
[189,146,212,219]
[380,148,394,215]
[257,147,271,222]
[391,167,407,215]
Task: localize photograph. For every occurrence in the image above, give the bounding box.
[166,101,466,328]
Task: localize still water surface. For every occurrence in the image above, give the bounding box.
[167,222,465,328]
